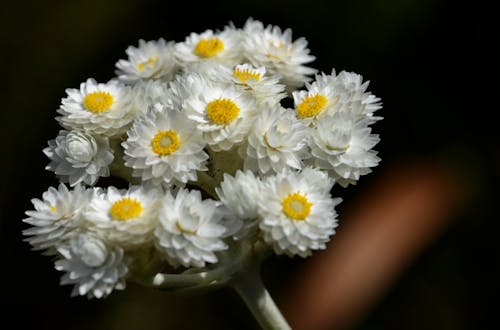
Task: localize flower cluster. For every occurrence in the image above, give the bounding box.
[23,18,382,299]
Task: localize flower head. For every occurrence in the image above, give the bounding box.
[84,185,161,249]
[57,78,135,137]
[216,170,263,238]
[123,105,209,187]
[176,25,242,67]
[116,38,178,83]
[293,70,382,126]
[241,104,308,176]
[129,78,175,117]
[230,63,286,105]
[154,189,230,268]
[184,80,257,151]
[308,112,380,187]
[258,168,341,257]
[23,184,94,254]
[55,233,128,298]
[243,18,316,89]
[44,130,114,186]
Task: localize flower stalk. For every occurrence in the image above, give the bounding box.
[231,267,291,330]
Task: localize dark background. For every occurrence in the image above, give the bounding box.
[0,0,496,329]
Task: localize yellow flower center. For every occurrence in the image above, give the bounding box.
[50,204,57,213]
[263,133,282,151]
[297,94,329,119]
[137,56,159,72]
[233,68,261,83]
[270,39,285,48]
[176,222,196,235]
[110,198,143,221]
[151,130,181,156]
[206,98,240,125]
[266,53,282,62]
[194,37,224,58]
[83,91,114,113]
[327,143,351,152]
[282,192,312,221]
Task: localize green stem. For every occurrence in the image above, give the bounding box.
[132,243,251,291]
[231,267,291,330]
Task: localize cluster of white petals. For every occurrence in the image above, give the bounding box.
[44,130,114,186]
[24,18,382,299]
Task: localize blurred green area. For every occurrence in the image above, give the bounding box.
[0,0,495,329]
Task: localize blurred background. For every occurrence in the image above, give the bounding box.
[0,0,496,329]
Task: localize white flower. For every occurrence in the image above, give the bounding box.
[293,70,382,126]
[44,130,114,186]
[240,104,308,176]
[216,170,262,238]
[123,105,208,186]
[258,168,341,257]
[243,18,316,89]
[129,79,174,117]
[230,63,286,105]
[115,38,178,84]
[56,78,135,137]
[154,189,229,268]
[84,185,161,249]
[332,70,382,121]
[55,233,128,299]
[309,112,381,187]
[181,62,285,105]
[176,25,242,67]
[166,71,212,109]
[184,80,257,151]
[23,184,94,254]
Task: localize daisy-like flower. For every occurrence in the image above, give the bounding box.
[293,70,382,126]
[23,184,94,254]
[176,25,242,67]
[181,62,286,105]
[129,77,175,118]
[84,185,161,250]
[308,112,381,187]
[332,70,382,121]
[154,189,229,268]
[166,71,212,109]
[123,105,208,186]
[55,233,128,299]
[240,104,308,176]
[216,170,262,238]
[258,168,341,257]
[230,63,286,105]
[44,130,114,186]
[243,18,316,89]
[184,80,257,151]
[116,38,178,84]
[57,78,135,137]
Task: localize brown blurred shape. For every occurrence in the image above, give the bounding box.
[283,158,467,330]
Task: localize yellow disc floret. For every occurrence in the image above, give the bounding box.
[194,37,224,58]
[151,130,181,156]
[110,198,143,221]
[206,98,240,125]
[137,56,159,72]
[233,68,261,83]
[296,94,328,119]
[83,91,114,113]
[176,222,196,235]
[282,192,312,221]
